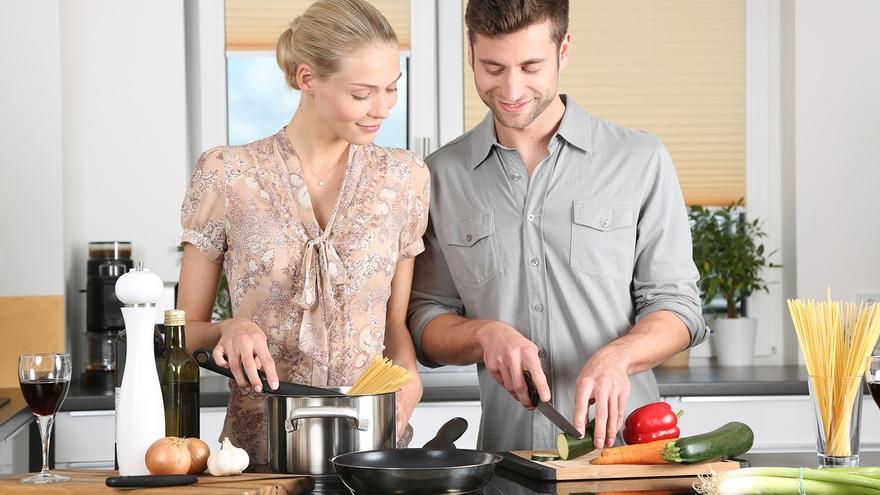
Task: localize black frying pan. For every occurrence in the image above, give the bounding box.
[193,348,338,396]
[331,418,502,494]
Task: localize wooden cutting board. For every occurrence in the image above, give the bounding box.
[0,469,314,494]
[499,449,746,481]
[496,468,705,495]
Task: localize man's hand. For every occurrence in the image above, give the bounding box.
[475,322,551,408]
[572,348,631,448]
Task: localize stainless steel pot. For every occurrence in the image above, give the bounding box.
[267,388,395,475]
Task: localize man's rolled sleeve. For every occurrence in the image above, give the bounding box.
[632,138,707,347]
[408,218,465,367]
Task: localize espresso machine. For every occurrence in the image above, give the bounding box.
[81,241,133,388]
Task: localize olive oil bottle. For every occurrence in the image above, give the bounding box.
[156,309,200,437]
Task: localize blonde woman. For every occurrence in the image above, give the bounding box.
[177,0,428,463]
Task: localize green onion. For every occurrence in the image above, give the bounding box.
[825,466,880,478]
[712,476,880,495]
[696,467,880,495]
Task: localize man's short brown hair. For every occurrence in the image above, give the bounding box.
[465,0,569,48]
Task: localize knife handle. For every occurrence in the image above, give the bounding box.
[105,474,198,488]
[523,371,540,408]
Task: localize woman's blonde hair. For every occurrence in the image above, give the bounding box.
[276,0,398,90]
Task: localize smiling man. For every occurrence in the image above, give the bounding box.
[407,0,707,453]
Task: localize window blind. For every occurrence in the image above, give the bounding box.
[225,0,411,51]
[463,0,745,206]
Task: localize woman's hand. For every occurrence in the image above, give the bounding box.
[395,374,423,443]
[213,318,279,393]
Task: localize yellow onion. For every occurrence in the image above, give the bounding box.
[145,437,191,475]
[185,437,210,474]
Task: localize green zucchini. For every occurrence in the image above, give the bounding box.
[662,421,754,464]
[556,419,595,460]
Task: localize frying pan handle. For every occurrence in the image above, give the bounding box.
[193,347,276,391]
[193,348,235,380]
[286,406,369,432]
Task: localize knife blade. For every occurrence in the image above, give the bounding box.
[523,371,582,438]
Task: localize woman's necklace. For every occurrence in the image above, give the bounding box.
[295,148,345,188]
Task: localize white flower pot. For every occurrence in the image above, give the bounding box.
[712,317,758,367]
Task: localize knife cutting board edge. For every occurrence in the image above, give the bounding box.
[499,450,747,481]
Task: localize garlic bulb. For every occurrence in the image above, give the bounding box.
[207,437,250,476]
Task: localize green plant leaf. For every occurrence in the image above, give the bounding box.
[688,198,779,317]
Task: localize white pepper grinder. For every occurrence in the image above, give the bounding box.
[115,262,165,475]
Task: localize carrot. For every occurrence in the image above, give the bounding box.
[590,439,670,465]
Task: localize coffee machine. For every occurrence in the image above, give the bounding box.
[82,241,133,388]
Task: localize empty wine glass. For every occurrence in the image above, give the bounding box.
[18,353,72,484]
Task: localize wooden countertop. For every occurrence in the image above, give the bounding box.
[0,469,314,494]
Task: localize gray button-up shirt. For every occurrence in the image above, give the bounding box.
[408,96,706,452]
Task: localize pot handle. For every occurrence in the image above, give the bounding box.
[285,406,369,432]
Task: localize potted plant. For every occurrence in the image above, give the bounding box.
[688,199,779,366]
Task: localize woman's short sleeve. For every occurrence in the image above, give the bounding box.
[180,148,227,264]
[399,154,431,259]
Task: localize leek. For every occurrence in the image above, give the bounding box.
[711,476,880,495]
[696,467,880,495]
[825,466,880,478]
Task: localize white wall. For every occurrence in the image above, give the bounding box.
[59,1,190,366]
[794,0,880,303]
[0,1,65,297]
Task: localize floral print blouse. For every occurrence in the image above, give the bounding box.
[181,128,430,463]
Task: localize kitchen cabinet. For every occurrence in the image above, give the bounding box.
[53,394,880,467]
[53,403,484,468]
[662,395,880,452]
[54,410,115,468]
[54,407,233,469]
[199,406,228,454]
[193,401,485,451]
[0,419,30,475]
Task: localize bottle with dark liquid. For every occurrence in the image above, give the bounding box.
[157,309,200,437]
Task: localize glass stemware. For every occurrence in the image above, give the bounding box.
[18,353,72,484]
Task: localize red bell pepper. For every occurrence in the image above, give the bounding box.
[622,402,683,445]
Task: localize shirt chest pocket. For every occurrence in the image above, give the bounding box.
[570,201,635,277]
[442,211,502,289]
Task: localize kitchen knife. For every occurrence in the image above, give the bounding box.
[105,474,198,488]
[194,348,338,396]
[523,371,582,438]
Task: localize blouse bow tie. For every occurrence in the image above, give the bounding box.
[294,235,349,370]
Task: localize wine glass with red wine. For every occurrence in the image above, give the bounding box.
[866,356,880,410]
[18,353,71,484]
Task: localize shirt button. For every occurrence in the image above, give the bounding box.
[511,172,522,181]
[534,303,544,312]
[538,349,547,358]
[601,219,610,228]
[527,214,535,222]
[530,258,540,266]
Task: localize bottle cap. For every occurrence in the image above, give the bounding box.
[164,309,186,326]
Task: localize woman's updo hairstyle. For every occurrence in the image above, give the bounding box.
[276,0,398,90]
